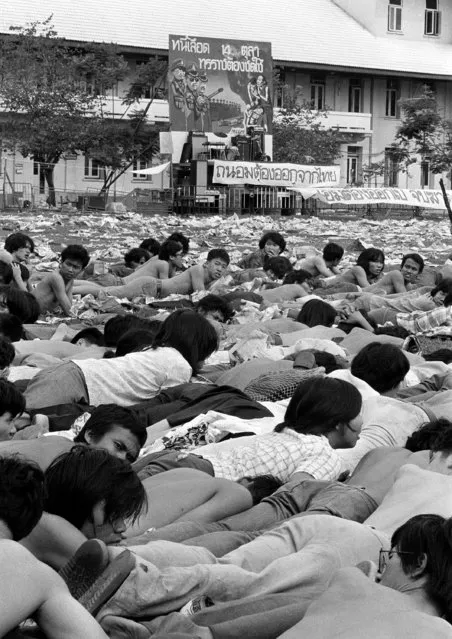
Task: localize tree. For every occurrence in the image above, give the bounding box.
[86,57,169,195]
[0,17,127,205]
[272,87,343,165]
[388,86,452,174]
[388,86,452,221]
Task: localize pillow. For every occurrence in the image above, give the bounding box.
[365,463,452,538]
[244,367,324,402]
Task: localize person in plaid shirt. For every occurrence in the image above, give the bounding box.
[135,377,363,484]
[393,282,452,335]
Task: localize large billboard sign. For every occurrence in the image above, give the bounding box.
[168,35,273,135]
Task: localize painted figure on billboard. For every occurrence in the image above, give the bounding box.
[168,35,273,135]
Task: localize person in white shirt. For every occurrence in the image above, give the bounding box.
[23,310,218,410]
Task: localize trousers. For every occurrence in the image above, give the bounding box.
[100,515,388,621]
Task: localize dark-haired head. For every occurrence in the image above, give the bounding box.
[297,300,336,328]
[195,294,234,323]
[0,379,25,441]
[4,233,35,256]
[207,248,230,266]
[70,327,105,347]
[61,244,90,269]
[115,327,159,357]
[0,456,44,540]
[356,248,385,277]
[0,338,15,371]
[401,253,424,274]
[167,232,189,255]
[323,243,344,264]
[282,269,313,285]
[139,238,161,257]
[152,309,218,373]
[158,240,184,262]
[423,349,452,364]
[405,418,452,456]
[311,350,343,374]
[258,232,286,253]
[264,256,293,279]
[275,377,362,449]
[0,313,23,342]
[351,342,409,394]
[381,514,452,622]
[0,262,13,286]
[431,279,452,307]
[124,248,149,269]
[238,475,283,505]
[44,445,146,532]
[103,314,150,347]
[5,289,40,324]
[74,404,146,462]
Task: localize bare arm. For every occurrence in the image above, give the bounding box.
[350,265,371,288]
[191,265,206,291]
[157,261,170,280]
[342,309,375,332]
[49,274,74,316]
[11,262,27,292]
[173,479,253,523]
[0,250,12,264]
[386,270,407,294]
[0,541,107,639]
[313,256,335,278]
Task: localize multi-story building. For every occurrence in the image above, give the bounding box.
[0,0,451,205]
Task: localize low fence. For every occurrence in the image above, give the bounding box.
[1,183,448,218]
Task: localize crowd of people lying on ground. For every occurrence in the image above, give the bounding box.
[2,228,452,637]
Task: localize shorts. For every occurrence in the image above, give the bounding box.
[104,276,162,300]
[91,273,124,287]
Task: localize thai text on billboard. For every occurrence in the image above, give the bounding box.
[168,35,273,135]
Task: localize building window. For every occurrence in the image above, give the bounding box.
[348,79,362,113]
[425,0,440,35]
[385,79,400,117]
[132,159,149,179]
[135,61,151,100]
[347,146,362,185]
[384,149,399,187]
[310,75,325,110]
[84,156,104,179]
[388,0,402,32]
[420,159,430,188]
[275,67,286,108]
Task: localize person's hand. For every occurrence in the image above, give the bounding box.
[11,263,22,282]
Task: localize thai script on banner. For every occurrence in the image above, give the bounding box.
[306,187,452,210]
[212,161,340,188]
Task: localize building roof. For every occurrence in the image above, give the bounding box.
[2,0,452,78]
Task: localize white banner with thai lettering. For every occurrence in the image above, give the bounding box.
[289,186,452,209]
[212,161,340,188]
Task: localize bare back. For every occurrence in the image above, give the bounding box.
[348,447,414,504]
[33,272,71,313]
[124,259,168,282]
[161,264,208,296]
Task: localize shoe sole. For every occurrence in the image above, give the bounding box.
[59,539,109,600]
[78,549,135,616]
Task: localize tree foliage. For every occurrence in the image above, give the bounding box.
[272,87,343,165]
[390,87,452,174]
[87,57,168,194]
[0,17,163,203]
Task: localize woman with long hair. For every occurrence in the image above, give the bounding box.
[24,310,218,410]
